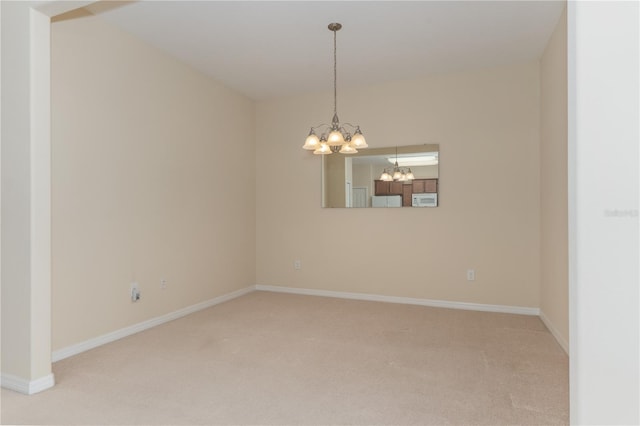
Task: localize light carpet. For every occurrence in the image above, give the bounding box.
[1,291,569,425]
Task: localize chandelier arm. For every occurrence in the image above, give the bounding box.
[310,123,331,131]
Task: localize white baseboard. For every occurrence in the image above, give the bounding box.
[1,373,55,395]
[52,286,254,362]
[540,310,570,354]
[51,284,557,364]
[255,285,540,316]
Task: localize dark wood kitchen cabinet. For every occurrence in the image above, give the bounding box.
[374,180,403,196]
[412,179,438,193]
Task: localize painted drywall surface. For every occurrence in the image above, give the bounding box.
[256,62,541,308]
[569,1,639,423]
[51,14,256,351]
[325,154,347,208]
[540,8,568,350]
[1,0,36,381]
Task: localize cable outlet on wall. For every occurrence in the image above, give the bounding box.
[467,269,476,281]
[160,278,167,289]
[294,260,302,270]
[131,282,141,302]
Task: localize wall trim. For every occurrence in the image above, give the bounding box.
[540,309,570,355]
[51,285,554,365]
[1,373,55,395]
[52,286,253,362]
[255,285,541,316]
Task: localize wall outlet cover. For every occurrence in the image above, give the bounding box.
[131,282,141,302]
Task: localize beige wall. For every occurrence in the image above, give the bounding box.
[540,8,569,351]
[51,13,256,351]
[256,62,541,307]
[324,154,347,208]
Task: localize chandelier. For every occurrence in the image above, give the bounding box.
[302,23,367,155]
[380,147,415,182]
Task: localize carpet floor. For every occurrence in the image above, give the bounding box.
[1,291,569,425]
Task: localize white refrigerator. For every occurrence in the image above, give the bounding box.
[371,195,402,208]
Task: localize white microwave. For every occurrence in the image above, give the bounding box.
[412,193,438,207]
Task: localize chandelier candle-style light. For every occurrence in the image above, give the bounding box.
[302,23,367,155]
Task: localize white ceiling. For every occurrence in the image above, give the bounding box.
[91,1,565,101]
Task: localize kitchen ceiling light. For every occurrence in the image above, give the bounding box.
[387,154,439,167]
[302,23,367,155]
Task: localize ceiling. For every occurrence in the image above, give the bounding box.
[89,1,565,101]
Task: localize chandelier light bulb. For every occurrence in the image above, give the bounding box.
[302,131,320,150]
[351,129,367,148]
[406,169,415,180]
[313,142,332,155]
[327,130,345,146]
[339,143,357,154]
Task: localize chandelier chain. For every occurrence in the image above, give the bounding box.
[333,27,337,117]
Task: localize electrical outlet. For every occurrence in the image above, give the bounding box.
[131,282,141,302]
[467,269,476,281]
[160,278,167,289]
[294,260,302,270]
